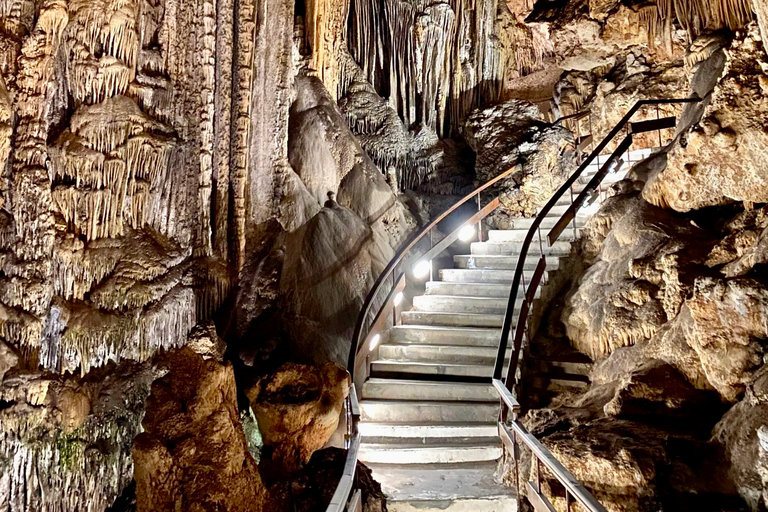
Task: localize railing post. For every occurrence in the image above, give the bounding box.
[656,104,662,148]
[535,457,542,493]
[392,272,398,326]
[477,192,483,242]
[513,429,520,495]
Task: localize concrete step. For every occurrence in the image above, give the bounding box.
[412,295,520,315]
[545,376,590,391]
[389,325,502,347]
[487,229,579,243]
[370,360,498,379]
[369,463,518,512]
[358,422,498,440]
[470,240,572,256]
[379,344,511,365]
[359,400,499,423]
[359,442,502,464]
[401,311,505,328]
[439,268,549,285]
[362,378,498,402]
[536,203,570,217]
[425,281,511,298]
[454,254,561,270]
[503,216,586,231]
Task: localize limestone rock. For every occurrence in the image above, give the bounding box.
[186,321,227,361]
[269,447,387,512]
[0,339,18,382]
[714,365,768,510]
[541,419,669,512]
[247,362,349,474]
[602,359,719,419]
[133,348,267,512]
[645,25,768,211]
[278,203,394,364]
[564,195,714,360]
[683,277,768,402]
[463,99,576,219]
[0,362,158,512]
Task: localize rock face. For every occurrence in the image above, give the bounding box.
[270,447,388,512]
[564,194,715,361]
[0,361,158,512]
[463,99,576,219]
[132,348,267,512]
[645,25,768,211]
[247,362,350,474]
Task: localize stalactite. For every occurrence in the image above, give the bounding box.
[231,0,255,273]
[346,0,512,136]
[194,0,216,257]
[641,0,753,45]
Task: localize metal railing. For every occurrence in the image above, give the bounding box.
[492,97,701,512]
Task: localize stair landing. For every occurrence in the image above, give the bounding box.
[369,462,517,512]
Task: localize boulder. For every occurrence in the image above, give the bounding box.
[247,362,350,474]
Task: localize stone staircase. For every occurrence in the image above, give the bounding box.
[356,149,653,512]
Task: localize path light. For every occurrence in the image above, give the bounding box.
[393,291,404,307]
[370,333,381,350]
[458,224,476,242]
[412,260,431,280]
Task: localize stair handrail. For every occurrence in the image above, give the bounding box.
[493,97,701,383]
[492,97,701,512]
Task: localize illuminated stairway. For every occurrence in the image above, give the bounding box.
[355,149,652,512]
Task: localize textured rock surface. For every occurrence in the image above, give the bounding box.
[464,99,576,219]
[645,25,768,211]
[247,362,349,474]
[564,195,715,360]
[133,348,267,512]
[0,362,158,512]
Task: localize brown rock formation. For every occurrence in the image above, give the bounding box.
[133,348,267,512]
[247,361,350,474]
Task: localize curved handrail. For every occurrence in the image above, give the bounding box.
[493,97,701,384]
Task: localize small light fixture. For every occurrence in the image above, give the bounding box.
[393,291,404,307]
[412,260,431,279]
[370,333,381,350]
[458,224,476,242]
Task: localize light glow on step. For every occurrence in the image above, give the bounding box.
[413,260,431,279]
[370,333,381,350]
[458,224,476,242]
[393,291,404,307]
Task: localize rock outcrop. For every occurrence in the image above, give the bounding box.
[463,99,577,220]
[132,348,267,512]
